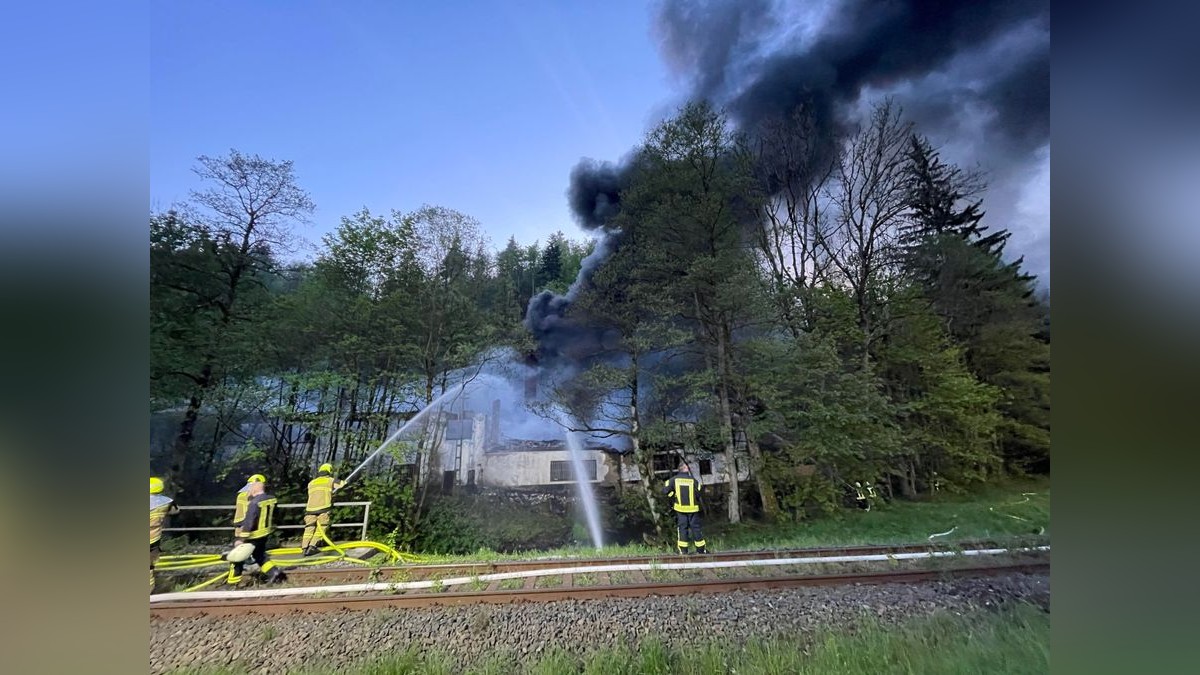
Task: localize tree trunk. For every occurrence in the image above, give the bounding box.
[615,452,624,498]
[628,364,664,538]
[746,436,779,520]
[897,459,917,498]
[406,415,440,542]
[168,362,213,494]
[714,324,741,524]
[860,299,872,373]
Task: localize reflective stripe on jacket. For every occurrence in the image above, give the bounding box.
[150,505,169,545]
[306,474,338,514]
[233,491,249,526]
[240,494,278,540]
[664,473,701,513]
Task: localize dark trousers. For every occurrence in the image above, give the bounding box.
[150,542,160,591]
[676,512,704,549]
[231,536,269,576]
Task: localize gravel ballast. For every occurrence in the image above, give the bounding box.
[150,572,1049,674]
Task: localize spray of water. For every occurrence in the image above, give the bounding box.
[340,382,469,487]
[564,429,604,550]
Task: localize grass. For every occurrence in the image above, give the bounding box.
[498,577,525,590]
[398,477,1049,565]
[716,476,1050,552]
[647,563,672,583]
[417,542,665,565]
[167,480,1049,573]
[534,574,563,588]
[171,602,1049,674]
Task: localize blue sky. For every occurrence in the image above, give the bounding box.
[151,1,678,255]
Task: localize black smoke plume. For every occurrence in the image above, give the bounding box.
[657,0,1050,279]
[533,0,1049,368]
[566,159,632,232]
[657,0,1048,151]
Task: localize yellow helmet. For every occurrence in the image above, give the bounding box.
[150,477,164,494]
[247,474,266,484]
[318,463,333,473]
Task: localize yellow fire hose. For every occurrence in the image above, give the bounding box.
[154,527,428,592]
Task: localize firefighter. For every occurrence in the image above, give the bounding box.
[150,477,179,592]
[233,473,266,531]
[854,481,870,510]
[301,463,346,555]
[864,480,882,509]
[664,461,707,554]
[226,477,286,584]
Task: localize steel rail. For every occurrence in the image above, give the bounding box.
[201,538,1042,585]
[149,560,1049,619]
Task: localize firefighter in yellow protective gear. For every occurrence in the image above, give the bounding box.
[149,477,179,591]
[664,461,707,554]
[226,478,286,584]
[854,481,870,510]
[233,473,266,534]
[301,463,346,555]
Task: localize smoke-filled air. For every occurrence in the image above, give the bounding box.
[151,4,1050,659]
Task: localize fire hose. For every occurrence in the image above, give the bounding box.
[154,525,427,592]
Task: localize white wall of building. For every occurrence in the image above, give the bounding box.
[425,410,751,489]
[618,452,751,486]
[476,449,616,487]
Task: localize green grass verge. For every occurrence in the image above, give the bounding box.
[170,602,1048,674]
[717,476,1050,551]
[165,479,1049,572]
[408,477,1049,564]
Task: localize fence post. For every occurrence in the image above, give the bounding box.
[361,501,370,541]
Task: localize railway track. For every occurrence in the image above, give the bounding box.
[167,538,1041,586]
[150,543,1049,619]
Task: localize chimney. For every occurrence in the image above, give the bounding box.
[523,351,539,402]
[488,399,500,447]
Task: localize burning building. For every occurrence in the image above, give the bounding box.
[421,398,747,491]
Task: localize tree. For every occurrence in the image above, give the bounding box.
[406,205,492,404]
[900,138,1050,472]
[751,104,838,336]
[615,101,765,523]
[494,236,531,326]
[540,233,689,539]
[152,149,314,493]
[875,286,1003,494]
[537,231,565,292]
[898,134,988,286]
[560,238,593,289]
[820,100,912,372]
[915,234,1050,472]
[742,295,901,516]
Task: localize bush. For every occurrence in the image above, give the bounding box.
[775,472,841,521]
[411,497,489,554]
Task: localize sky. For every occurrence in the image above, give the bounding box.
[151,1,676,255]
[151,0,1048,283]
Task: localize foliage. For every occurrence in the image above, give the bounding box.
[411,497,488,554]
[152,99,1050,551]
[356,473,418,548]
[765,466,842,521]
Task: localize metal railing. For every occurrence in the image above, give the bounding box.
[164,501,372,541]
